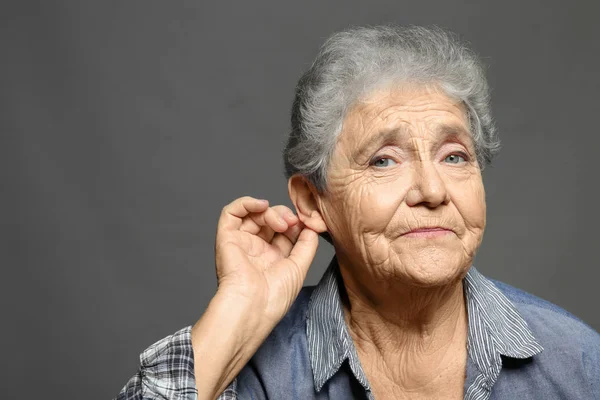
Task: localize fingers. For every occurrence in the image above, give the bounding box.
[219,197,270,231]
[237,205,298,239]
[218,197,301,246]
[256,224,276,243]
[247,206,297,234]
[271,221,303,255]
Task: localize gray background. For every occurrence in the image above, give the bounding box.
[2,1,599,399]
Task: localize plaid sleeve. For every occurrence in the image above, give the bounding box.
[116,326,238,400]
[116,326,197,399]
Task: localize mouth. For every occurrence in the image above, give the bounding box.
[401,227,454,238]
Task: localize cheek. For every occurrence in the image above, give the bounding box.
[453,179,486,234]
[325,172,405,239]
[356,179,405,234]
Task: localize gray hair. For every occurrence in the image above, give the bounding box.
[283,25,500,192]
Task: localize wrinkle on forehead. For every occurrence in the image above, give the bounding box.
[334,87,473,167]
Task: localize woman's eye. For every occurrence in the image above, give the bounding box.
[372,158,397,168]
[444,154,467,164]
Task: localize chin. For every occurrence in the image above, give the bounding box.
[390,246,471,288]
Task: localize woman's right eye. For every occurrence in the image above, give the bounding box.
[372,157,397,168]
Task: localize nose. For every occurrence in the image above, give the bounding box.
[405,161,449,208]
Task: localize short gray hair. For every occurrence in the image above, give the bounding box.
[283,25,500,192]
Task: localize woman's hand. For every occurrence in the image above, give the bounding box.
[215,196,319,322]
[191,196,319,400]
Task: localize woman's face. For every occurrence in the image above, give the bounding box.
[318,85,486,287]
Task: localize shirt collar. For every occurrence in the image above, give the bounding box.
[306,257,543,392]
[463,266,544,388]
[306,257,370,391]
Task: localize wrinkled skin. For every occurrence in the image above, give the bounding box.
[289,84,486,398]
[319,84,485,294]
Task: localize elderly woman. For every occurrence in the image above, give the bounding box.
[117,26,599,399]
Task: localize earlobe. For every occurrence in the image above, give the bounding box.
[288,175,329,233]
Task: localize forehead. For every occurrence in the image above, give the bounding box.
[338,85,470,146]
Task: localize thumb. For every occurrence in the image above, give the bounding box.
[266,228,319,291]
[287,228,319,276]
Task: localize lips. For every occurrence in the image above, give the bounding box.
[401,227,454,238]
[407,227,451,233]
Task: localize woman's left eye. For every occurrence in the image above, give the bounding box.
[444,154,467,164]
[372,158,397,168]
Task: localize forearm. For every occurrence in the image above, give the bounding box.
[191,290,271,400]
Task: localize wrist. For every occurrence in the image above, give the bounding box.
[192,288,272,358]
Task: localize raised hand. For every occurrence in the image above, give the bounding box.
[215,196,319,323]
[191,196,319,400]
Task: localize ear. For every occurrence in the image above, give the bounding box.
[288,175,328,233]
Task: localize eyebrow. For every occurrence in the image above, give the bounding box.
[352,123,471,161]
[353,128,404,160]
[434,123,471,139]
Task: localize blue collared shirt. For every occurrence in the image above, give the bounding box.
[117,258,600,399]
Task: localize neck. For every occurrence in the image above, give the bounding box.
[336,256,468,393]
[341,267,467,331]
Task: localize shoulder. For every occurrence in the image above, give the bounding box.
[487,279,600,398]
[491,278,600,369]
[491,278,599,340]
